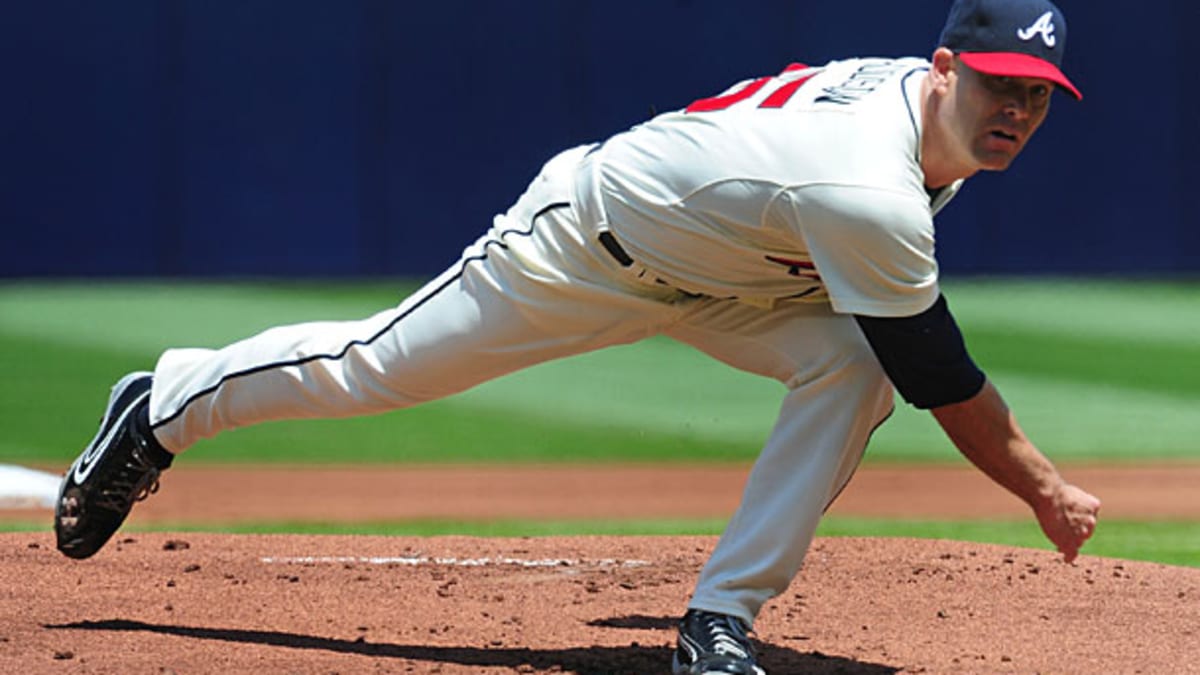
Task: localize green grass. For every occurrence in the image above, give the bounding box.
[5,279,1195,570]
[6,517,1196,568]
[2,278,1198,466]
[816,518,1200,568]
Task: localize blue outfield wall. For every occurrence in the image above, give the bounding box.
[1,1,1197,278]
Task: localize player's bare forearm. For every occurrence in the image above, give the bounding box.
[931,380,1058,505]
[931,380,1101,561]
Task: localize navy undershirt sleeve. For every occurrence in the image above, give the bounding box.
[853,294,986,409]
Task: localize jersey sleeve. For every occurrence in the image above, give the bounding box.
[775,183,939,317]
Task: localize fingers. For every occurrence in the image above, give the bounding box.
[1065,484,1101,541]
[1055,528,1083,563]
[1065,513,1099,562]
[1038,484,1101,564]
[1074,507,1099,542]
[1065,485,1099,559]
[1057,531,1085,563]
[1073,510,1096,537]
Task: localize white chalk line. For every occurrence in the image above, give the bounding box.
[260,555,649,568]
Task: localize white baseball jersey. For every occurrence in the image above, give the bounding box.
[574,57,963,316]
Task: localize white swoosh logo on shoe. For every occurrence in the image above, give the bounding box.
[73,390,150,484]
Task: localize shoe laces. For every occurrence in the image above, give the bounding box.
[695,612,754,660]
[96,444,162,512]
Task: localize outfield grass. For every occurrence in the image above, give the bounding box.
[2,279,1196,568]
[1,279,1198,466]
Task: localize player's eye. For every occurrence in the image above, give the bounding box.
[981,75,1013,93]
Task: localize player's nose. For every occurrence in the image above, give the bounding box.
[1001,91,1034,120]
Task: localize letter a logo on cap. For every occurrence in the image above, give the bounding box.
[1017,11,1057,48]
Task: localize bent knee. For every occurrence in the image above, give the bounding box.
[784,342,892,401]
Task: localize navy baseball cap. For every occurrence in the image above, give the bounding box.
[938,0,1082,100]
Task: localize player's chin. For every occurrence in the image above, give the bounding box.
[973,150,1019,172]
[973,138,1025,171]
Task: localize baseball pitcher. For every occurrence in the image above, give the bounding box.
[55,1,1101,673]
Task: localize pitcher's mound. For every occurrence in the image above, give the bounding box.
[4,532,1197,673]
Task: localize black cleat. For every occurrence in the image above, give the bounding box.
[673,609,766,675]
[55,372,173,559]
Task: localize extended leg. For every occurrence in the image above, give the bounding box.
[150,152,682,453]
[55,146,683,558]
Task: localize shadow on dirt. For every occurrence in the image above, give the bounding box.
[46,617,898,674]
[586,613,899,674]
[587,613,679,630]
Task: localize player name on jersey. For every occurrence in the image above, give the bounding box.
[816,60,915,106]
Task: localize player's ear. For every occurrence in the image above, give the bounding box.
[929,47,956,94]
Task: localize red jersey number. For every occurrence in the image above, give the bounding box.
[686,63,816,113]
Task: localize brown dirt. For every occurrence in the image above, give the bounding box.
[3,463,1198,673]
[10,462,1200,525]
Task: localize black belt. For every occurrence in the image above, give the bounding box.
[597,230,635,267]
[596,230,701,296]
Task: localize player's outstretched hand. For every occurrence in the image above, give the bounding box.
[1034,483,1101,563]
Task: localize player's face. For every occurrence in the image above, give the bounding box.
[947,60,1053,171]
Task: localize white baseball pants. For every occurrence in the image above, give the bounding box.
[149,145,895,625]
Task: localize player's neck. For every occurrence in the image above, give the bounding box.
[918,73,979,189]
